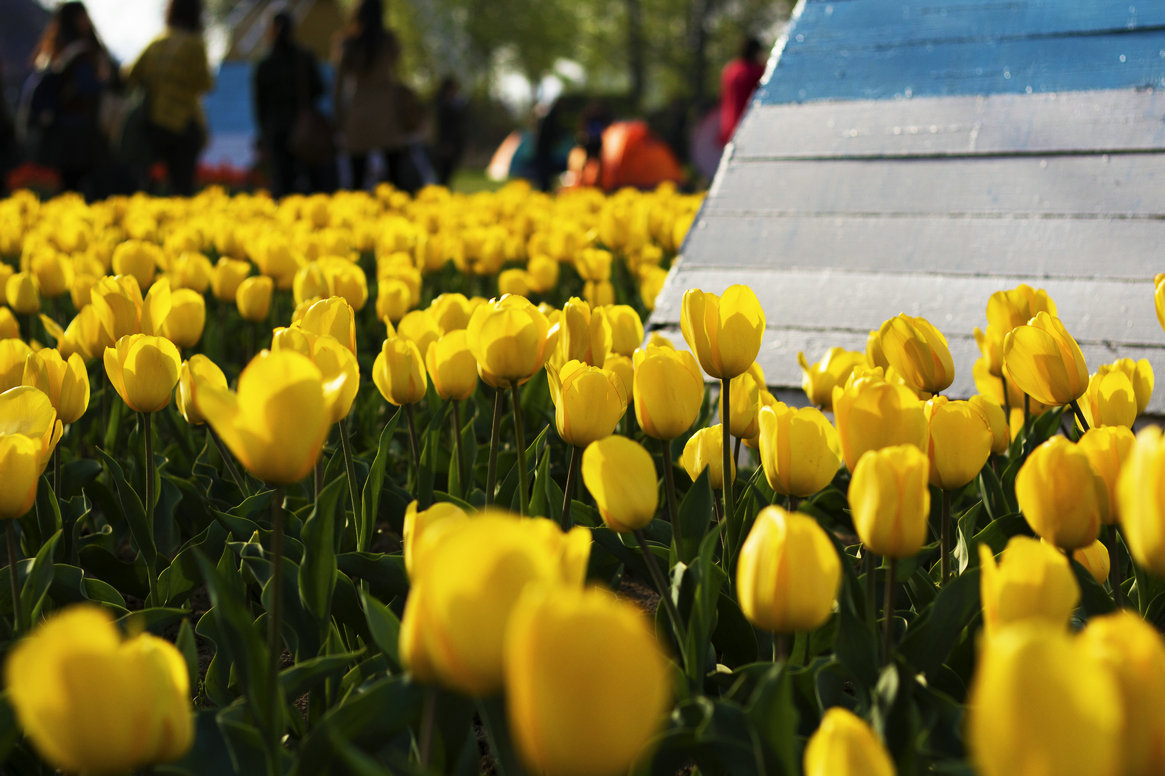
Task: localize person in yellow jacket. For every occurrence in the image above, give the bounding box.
[126,0,213,196]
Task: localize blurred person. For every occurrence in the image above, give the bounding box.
[719,35,765,145]
[333,0,417,193]
[431,74,466,187]
[253,7,334,197]
[126,0,214,196]
[21,1,113,196]
[532,97,564,192]
[574,98,612,188]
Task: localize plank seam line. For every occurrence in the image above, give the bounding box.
[669,265,1157,283]
[733,147,1165,163]
[700,211,1165,221]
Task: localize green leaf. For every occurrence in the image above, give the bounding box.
[1070,560,1116,620]
[976,466,1008,523]
[33,476,62,558]
[280,650,364,702]
[299,475,345,631]
[528,439,563,525]
[969,514,1028,559]
[745,664,799,774]
[361,415,399,553]
[361,588,403,671]
[119,607,188,635]
[338,552,410,603]
[898,568,981,676]
[158,522,229,606]
[96,448,156,570]
[676,468,712,564]
[20,530,61,624]
[156,710,237,776]
[0,692,21,765]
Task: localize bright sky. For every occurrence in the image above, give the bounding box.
[42,0,228,67]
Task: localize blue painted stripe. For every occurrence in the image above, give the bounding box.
[758,0,1165,103]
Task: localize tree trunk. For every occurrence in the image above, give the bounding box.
[626,0,646,108]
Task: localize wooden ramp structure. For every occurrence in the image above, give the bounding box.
[650,0,1165,413]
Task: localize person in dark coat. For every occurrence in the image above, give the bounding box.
[431,75,466,187]
[253,8,334,197]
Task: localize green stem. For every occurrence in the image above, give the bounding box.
[1001,373,1011,425]
[7,521,21,635]
[941,489,951,585]
[339,418,361,521]
[452,400,466,498]
[1069,399,1091,433]
[1106,524,1125,608]
[143,412,159,606]
[1023,393,1031,428]
[721,377,734,523]
[633,528,684,647]
[772,632,788,663]
[883,556,897,666]
[661,440,680,548]
[53,446,61,497]
[267,487,285,768]
[209,426,248,496]
[561,445,580,529]
[510,384,528,516]
[864,551,877,629]
[485,389,504,506]
[404,404,423,507]
[419,686,437,770]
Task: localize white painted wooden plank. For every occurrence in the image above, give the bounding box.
[648,324,1165,414]
[677,214,1164,280]
[730,89,1165,160]
[704,155,1165,217]
[650,267,1162,346]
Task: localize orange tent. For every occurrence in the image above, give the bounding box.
[566,120,685,191]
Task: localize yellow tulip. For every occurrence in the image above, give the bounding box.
[236,275,273,322]
[428,292,475,333]
[210,257,251,303]
[399,514,590,695]
[0,384,62,469]
[0,338,33,392]
[466,295,552,388]
[681,424,734,490]
[425,330,478,401]
[736,505,841,632]
[272,328,359,423]
[30,249,72,299]
[0,431,42,519]
[1077,426,1135,524]
[550,360,627,448]
[680,285,765,379]
[142,278,205,350]
[831,374,927,472]
[556,297,611,368]
[22,348,89,425]
[4,605,192,774]
[876,313,955,395]
[1016,437,1105,550]
[718,368,761,441]
[166,251,212,293]
[6,271,40,315]
[498,269,535,298]
[979,537,1079,638]
[924,396,993,489]
[987,283,1058,332]
[804,708,895,776]
[797,347,866,410]
[1156,274,1165,332]
[111,239,161,289]
[968,395,1009,454]
[1071,539,1111,585]
[0,307,18,339]
[103,334,182,414]
[373,336,427,406]
[582,436,658,532]
[505,586,671,776]
[632,345,703,441]
[526,254,559,293]
[1118,426,1165,577]
[174,354,227,427]
[1002,312,1089,406]
[295,295,357,355]
[198,349,348,484]
[1079,368,1137,429]
[968,624,1123,776]
[605,304,644,356]
[402,499,469,579]
[396,309,442,361]
[90,274,143,348]
[1080,610,1165,776]
[56,304,104,362]
[757,402,841,498]
[849,445,930,558]
[603,353,633,403]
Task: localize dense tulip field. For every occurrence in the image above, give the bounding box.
[0,181,1163,776]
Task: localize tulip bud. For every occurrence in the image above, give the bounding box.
[0,431,42,519]
[1071,539,1111,585]
[605,304,644,356]
[632,345,703,440]
[968,394,1009,454]
[680,285,765,379]
[466,295,552,389]
[849,445,930,558]
[425,330,478,401]
[557,297,611,368]
[924,396,993,490]
[6,271,40,315]
[428,292,475,333]
[22,348,89,425]
[832,375,927,472]
[0,339,34,392]
[1156,274,1165,332]
[797,347,865,410]
[1002,312,1089,406]
[681,424,734,490]
[104,334,182,414]
[968,624,1123,776]
[236,275,273,322]
[582,436,658,532]
[1078,368,1137,429]
[1118,426,1165,577]
[979,537,1079,638]
[877,313,955,395]
[30,249,72,298]
[1077,426,1134,524]
[174,354,227,427]
[505,587,671,776]
[402,499,468,578]
[210,257,251,303]
[757,402,841,498]
[0,307,18,340]
[91,274,144,348]
[373,336,427,406]
[396,309,441,361]
[111,240,162,289]
[4,605,193,774]
[804,708,895,776]
[1016,437,1106,550]
[736,506,841,632]
[1079,610,1165,776]
[550,360,627,448]
[400,514,590,695]
[718,367,762,441]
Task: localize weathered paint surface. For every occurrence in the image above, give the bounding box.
[652,0,1165,413]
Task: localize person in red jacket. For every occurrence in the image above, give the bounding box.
[719,36,766,145]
